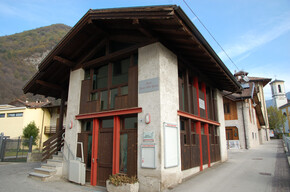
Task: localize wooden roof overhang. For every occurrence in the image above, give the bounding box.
[23,5,242,99]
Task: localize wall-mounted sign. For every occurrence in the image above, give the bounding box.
[141,144,156,169]
[164,122,179,168]
[138,77,159,94]
[199,98,205,110]
[143,131,154,142]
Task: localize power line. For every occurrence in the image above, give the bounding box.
[183,0,240,71]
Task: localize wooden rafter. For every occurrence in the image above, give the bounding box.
[53,56,75,67]
[83,39,157,68]
[74,38,107,70]
[36,80,63,91]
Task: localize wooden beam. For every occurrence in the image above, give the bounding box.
[83,39,157,68]
[74,38,107,70]
[53,56,75,67]
[36,80,63,91]
[109,34,151,43]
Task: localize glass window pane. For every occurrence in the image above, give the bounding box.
[120,133,128,173]
[84,69,90,80]
[133,54,138,66]
[124,116,137,129]
[8,113,16,117]
[100,90,108,110]
[0,113,5,118]
[102,118,113,128]
[112,58,130,86]
[90,92,98,101]
[121,86,128,95]
[83,120,93,132]
[93,65,108,90]
[87,135,92,169]
[16,112,23,117]
[110,88,118,109]
[180,120,185,131]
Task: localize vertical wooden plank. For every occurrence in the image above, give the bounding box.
[185,69,191,113]
[205,123,211,167]
[112,116,120,174]
[128,65,138,107]
[193,76,200,116]
[196,121,203,171]
[91,118,99,186]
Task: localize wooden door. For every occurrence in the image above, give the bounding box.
[97,118,113,186]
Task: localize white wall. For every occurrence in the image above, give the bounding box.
[138,42,180,192]
[216,90,227,162]
[63,68,84,177]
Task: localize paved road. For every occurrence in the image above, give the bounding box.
[0,162,105,192]
[0,140,288,192]
[168,139,290,192]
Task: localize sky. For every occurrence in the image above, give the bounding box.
[0,0,289,100]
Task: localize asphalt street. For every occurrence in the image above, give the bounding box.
[0,139,288,192]
[168,139,290,192]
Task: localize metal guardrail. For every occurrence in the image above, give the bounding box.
[62,133,84,163]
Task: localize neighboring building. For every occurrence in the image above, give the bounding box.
[223,71,271,149]
[0,99,50,149]
[270,80,288,108]
[23,6,242,191]
[280,103,290,134]
[270,80,290,134]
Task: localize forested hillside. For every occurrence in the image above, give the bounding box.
[0,24,71,104]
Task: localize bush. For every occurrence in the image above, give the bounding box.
[108,174,138,186]
[23,121,39,146]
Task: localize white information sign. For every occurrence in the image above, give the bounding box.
[164,122,179,168]
[141,144,156,168]
[199,98,205,109]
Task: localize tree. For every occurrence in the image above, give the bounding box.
[267,106,286,134]
[23,121,39,146]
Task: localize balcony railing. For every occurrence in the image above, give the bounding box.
[44,126,65,134]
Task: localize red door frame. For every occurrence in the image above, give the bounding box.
[85,108,142,186]
[112,116,120,175]
[91,119,99,186]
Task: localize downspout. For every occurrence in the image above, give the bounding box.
[241,102,248,149]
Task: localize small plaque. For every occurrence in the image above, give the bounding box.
[138,77,159,94]
[143,131,154,142]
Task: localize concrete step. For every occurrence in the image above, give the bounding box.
[57,151,63,157]
[47,159,63,167]
[52,155,63,161]
[34,168,56,176]
[41,163,63,175]
[29,172,51,181]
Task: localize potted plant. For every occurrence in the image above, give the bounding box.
[106,174,139,192]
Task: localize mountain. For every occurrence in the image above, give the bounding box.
[0,24,71,104]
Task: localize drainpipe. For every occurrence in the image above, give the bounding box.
[241,102,248,149]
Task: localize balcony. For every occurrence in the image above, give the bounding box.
[44,126,65,134]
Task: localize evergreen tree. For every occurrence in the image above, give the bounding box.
[23,121,39,146]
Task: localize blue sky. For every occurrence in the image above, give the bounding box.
[0,0,289,100]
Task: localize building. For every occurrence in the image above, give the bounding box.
[270,80,288,108]
[0,99,50,149]
[23,5,242,191]
[223,71,271,149]
[270,80,290,134]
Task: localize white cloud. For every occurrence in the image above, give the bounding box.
[218,13,290,61]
